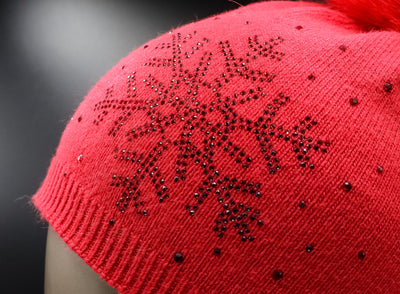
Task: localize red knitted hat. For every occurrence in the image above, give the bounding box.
[31,0,400,293]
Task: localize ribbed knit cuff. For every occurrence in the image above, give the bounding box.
[32,157,201,293]
[32,158,116,281]
[33,157,127,293]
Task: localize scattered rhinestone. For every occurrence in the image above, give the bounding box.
[306,244,314,252]
[358,250,366,260]
[349,97,358,106]
[272,270,284,280]
[384,82,393,92]
[343,181,352,192]
[174,252,184,263]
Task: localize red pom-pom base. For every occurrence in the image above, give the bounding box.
[327,0,400,32]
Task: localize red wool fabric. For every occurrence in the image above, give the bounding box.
[31,1,400,293]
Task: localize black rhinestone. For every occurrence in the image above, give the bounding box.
[339,45,347,51]
[306,244,314,252]
[109,219,115,225]
[299,200,306,208]
[214,248,221,255]
[377,165,383,173]
[174,252,184,263]
[349,98,358,106]
[358,250,366,260]
[343,182,352,191]
[384,82,393,92]
[272,270,283,280]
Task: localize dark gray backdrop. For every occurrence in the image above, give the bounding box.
[0,0,314,293]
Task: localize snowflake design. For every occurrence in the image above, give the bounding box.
[92,31,330,242]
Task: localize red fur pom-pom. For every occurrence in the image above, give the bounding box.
[327,0,400,32]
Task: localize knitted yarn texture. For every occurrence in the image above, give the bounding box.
[31,1,400,293]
